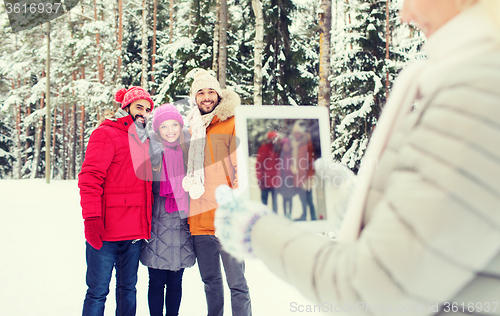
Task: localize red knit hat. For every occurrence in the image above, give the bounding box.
[115,86,154,110]
[267,131,280,143]
[152,104,184,132]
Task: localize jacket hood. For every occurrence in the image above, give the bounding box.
[213,89,240,122]
[100,113,133,131]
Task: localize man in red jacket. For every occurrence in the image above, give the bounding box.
[78,86,154,316]
[255,131,281,212]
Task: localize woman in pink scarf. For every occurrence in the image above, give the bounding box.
[140,104,195,316]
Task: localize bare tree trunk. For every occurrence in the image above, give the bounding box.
[13,78,22,179]
[117,0,123,84]
[52,101,57,175]
[23,98,31,166]
[80,97,85,170]
[71,103,77,179]
[218,0,227,88]
[62,100,68,180]
[318,0,332,108]
[141,0,149,89]
[169,0,174,43]
[94,0,104,83]
[212,0,220,74]
[385,0,390,97]
[151,0,157,92]
[252,0,264,106]
[45,22,51,183]
[345,0,352,50]
[32,73,45,179]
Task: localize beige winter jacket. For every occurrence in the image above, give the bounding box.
[250,4,500,315]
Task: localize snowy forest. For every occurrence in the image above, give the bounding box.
[0,0,426,180]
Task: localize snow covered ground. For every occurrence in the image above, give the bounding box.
[0,179,316,316]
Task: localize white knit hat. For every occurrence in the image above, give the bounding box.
[190,69,222,105]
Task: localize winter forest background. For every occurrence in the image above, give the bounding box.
[0,0,426,180]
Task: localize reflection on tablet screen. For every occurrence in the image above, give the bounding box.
[247,118,326,221]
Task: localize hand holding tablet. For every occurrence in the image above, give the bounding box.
[233,105,335,232]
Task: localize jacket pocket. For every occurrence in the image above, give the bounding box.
[104,192,146,238]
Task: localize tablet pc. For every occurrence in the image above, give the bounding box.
[234,105,332,232]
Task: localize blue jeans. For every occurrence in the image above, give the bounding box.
[83,240,141,316]
[193,235,252,316]
[147,268,185,316]
[260,188,277,212]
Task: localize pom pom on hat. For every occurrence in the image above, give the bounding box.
[190,69,222,105]
[115,88,127,103]
[115,86,154,110]
[152,103,184,132]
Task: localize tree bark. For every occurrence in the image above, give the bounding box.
[212,0,220,75]
[169,0,174,43]
[318,0,332,108]
[385,0,390,97]
[141,0,149,89]
[218,0,227,88]
[117,0,123,84]
[32,73,45,179]
[62,93,69,180]
[69,103,77,179]
[52,101,57,175]
[94,0,104,83]
[23,96,31,166]
[45,22,51,183]
[13,77,21,179]
[151,0,157,90]
[80,96,85,169]
[252,0,264,106]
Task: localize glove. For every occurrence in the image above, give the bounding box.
[214,185,270,261]
[148,131,165,167]
[314,158,356,230]
[84,217,105,250]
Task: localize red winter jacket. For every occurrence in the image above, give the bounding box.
[78,115,153,241]
[256,142,280,189]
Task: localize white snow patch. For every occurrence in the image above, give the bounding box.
[0,180,315,316]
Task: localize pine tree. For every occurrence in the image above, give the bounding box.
[261,0,318,106]
[330,0,409,172]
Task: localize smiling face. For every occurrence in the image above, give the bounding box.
[196,88,219,115]
[400,0,469,37]
[127,99,152,127]
[158,119,182,143]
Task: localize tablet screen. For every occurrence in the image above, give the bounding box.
[247,118,327,221]
[235,106,331,226]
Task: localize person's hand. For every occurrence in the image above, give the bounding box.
[84,217,105,250]
[148,131,165,166]
[314,158,357,230]
[214,185,270,261]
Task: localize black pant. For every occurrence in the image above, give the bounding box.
[260,187,278,212]
[147,267,184,316]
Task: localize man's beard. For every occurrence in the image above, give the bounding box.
[198,101,217,115]
[133,114,147,128]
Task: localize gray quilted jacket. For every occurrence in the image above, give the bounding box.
[140,130,196,271]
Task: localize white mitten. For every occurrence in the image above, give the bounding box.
[214,185,270,261]
[314,158,357,230]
